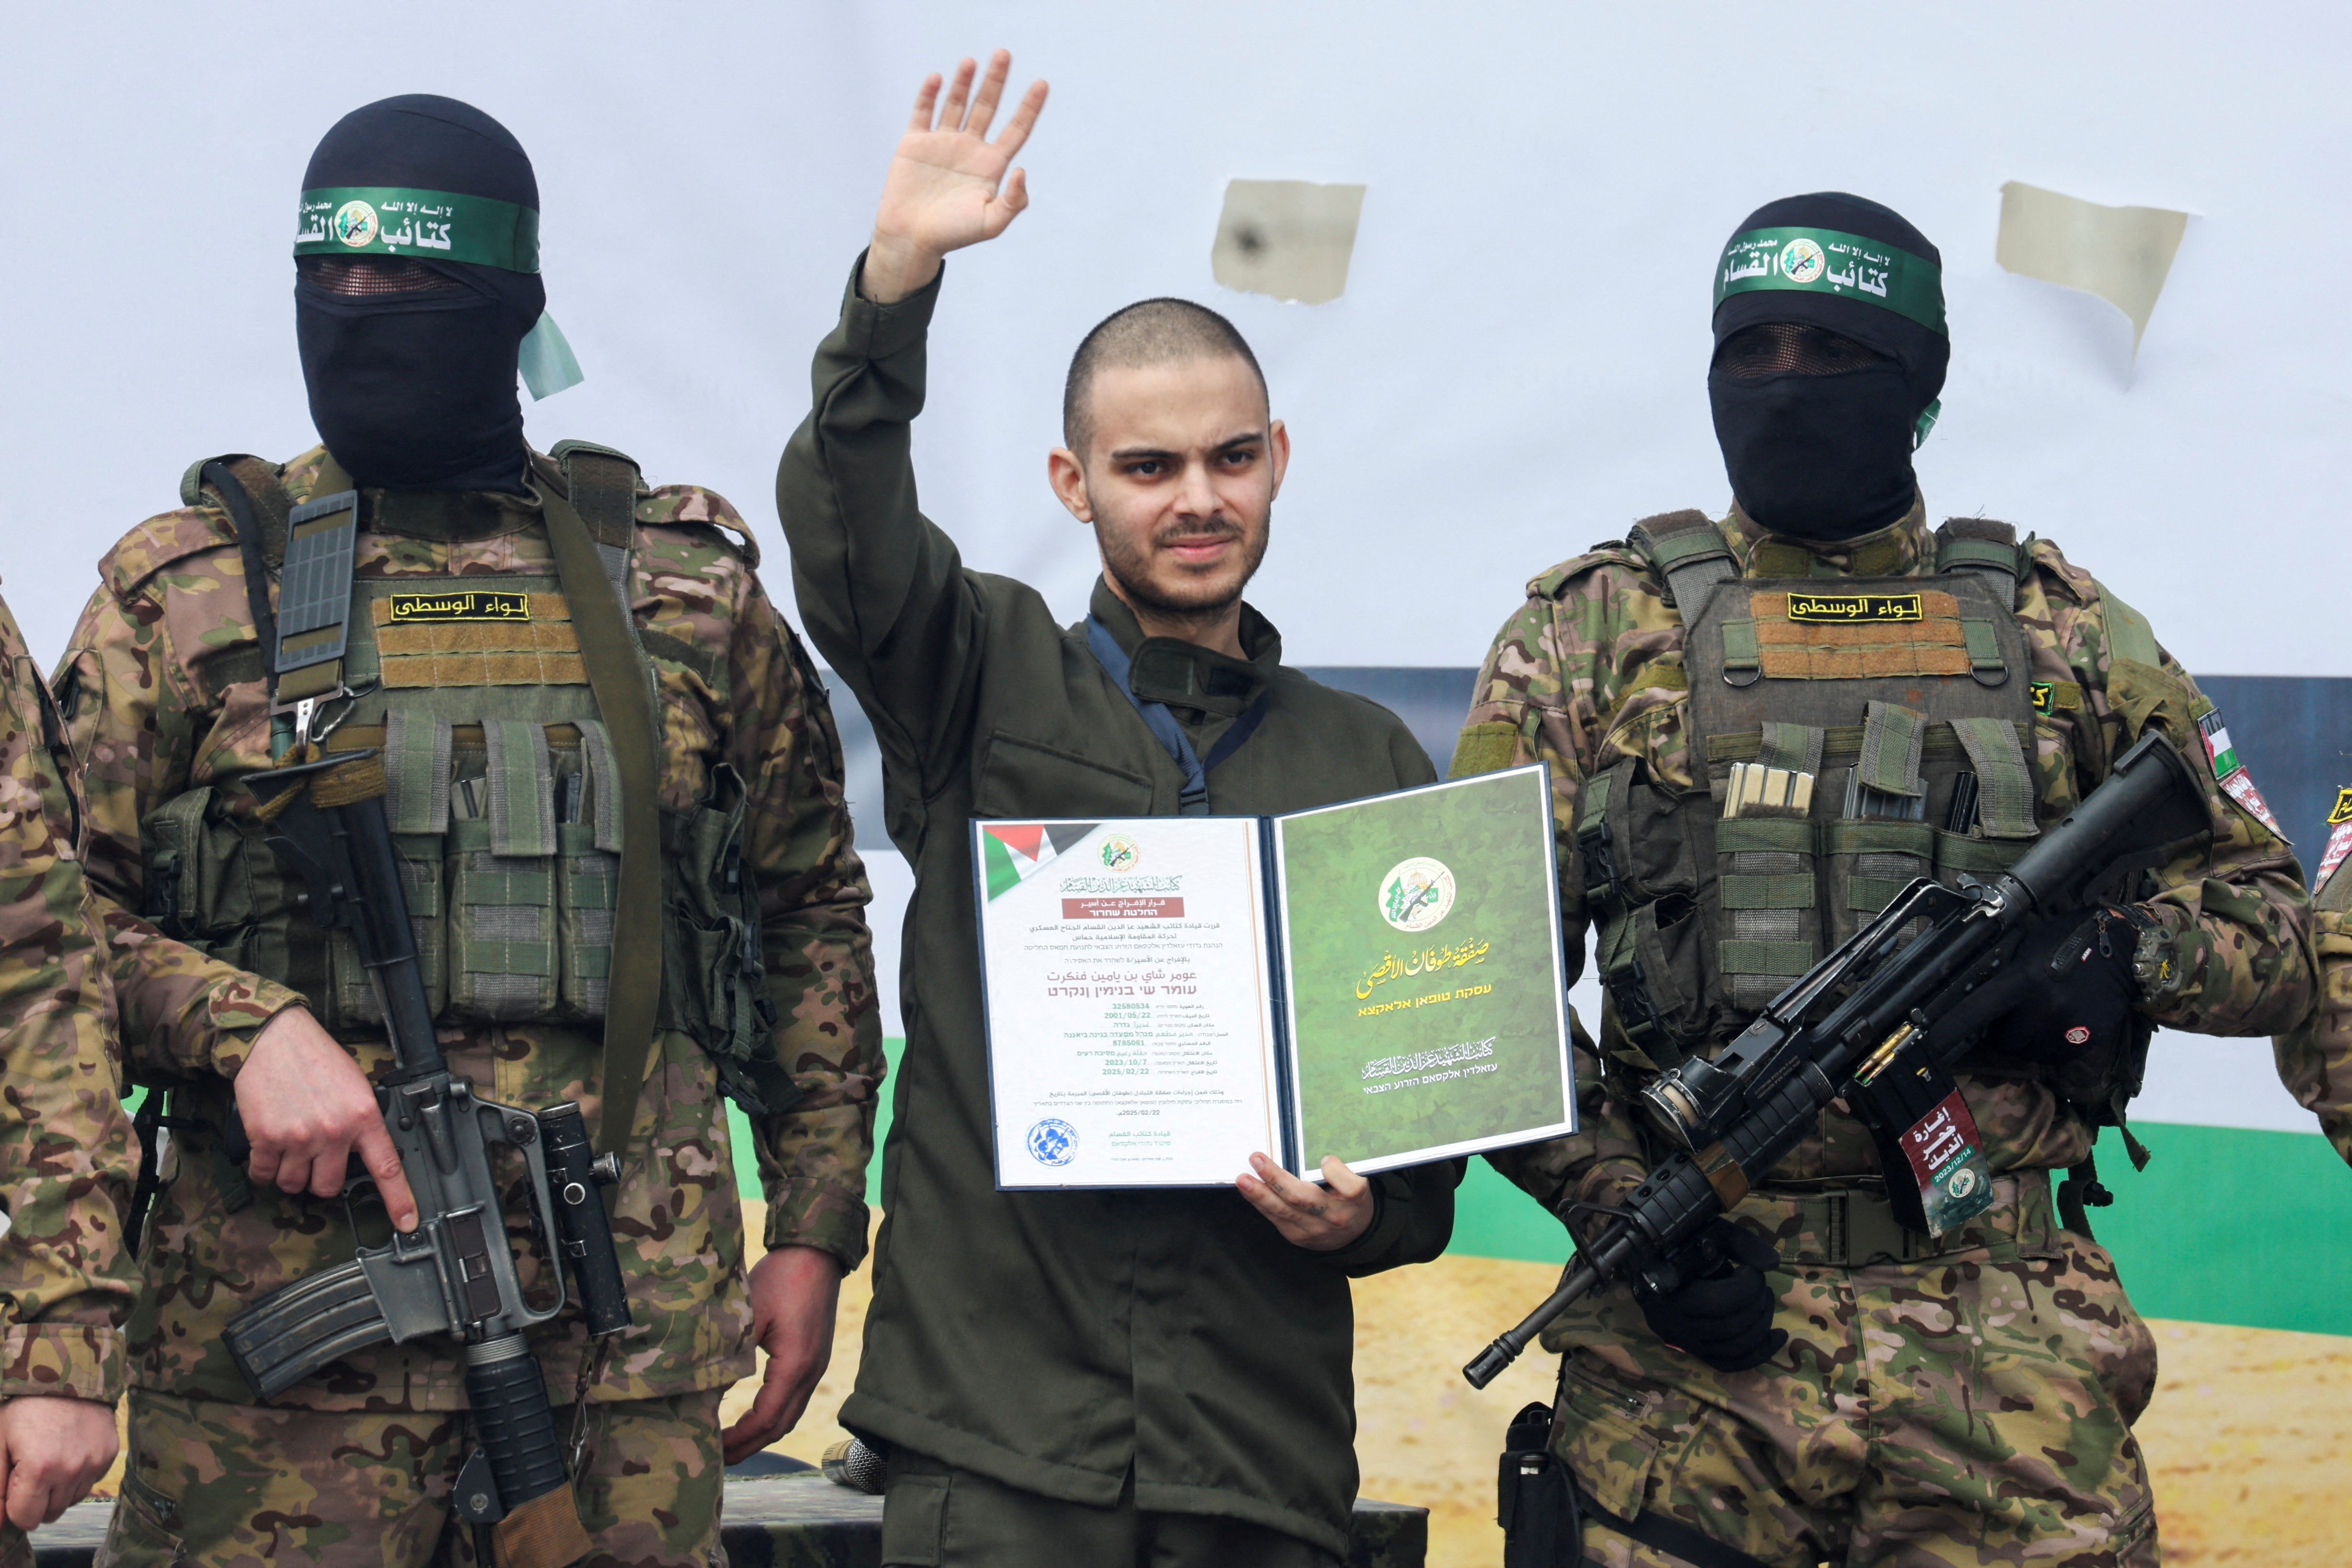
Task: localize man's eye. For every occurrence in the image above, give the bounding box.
[1221,449,1257,466]
[1126,460,1164,477]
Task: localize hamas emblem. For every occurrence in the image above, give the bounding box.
[2329,786,2352,827]
[1099,835,1141,872]
[1779,236,1827,284]
[1380,857,1456,934]
[333,200,380,247]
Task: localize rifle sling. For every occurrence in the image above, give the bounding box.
[538,477,664,1156]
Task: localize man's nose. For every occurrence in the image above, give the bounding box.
[1174,460,1221,521]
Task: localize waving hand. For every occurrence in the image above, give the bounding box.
[863,50,1049,303]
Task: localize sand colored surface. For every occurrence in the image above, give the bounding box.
[89,1205,2346,1566]
[734,1211,2352,1567]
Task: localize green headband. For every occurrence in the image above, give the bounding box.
[1714,226,1945,334]
[294,186,539,273]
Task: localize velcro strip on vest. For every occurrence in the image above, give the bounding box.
[1959,618,2006,683]
[1950,715,2042,839]
[1757,721,1824,776]
[1856,702,1927,799]
[576,720,624,854]
[1719,938,1815,976]
[273,492,361,701]
[1743,589,1975,680]
[482,719,557,858]
[383,710,453,836]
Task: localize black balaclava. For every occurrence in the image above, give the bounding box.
[296,95,545,493]
[1707,192,1949,541]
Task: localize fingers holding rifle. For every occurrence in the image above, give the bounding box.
[236,1008,419,1232]
[1238,1153,1375,1250]
[1634,1218,1787,1374]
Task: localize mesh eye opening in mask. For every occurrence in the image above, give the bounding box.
[297,255,470,297]
[1715,323,1889,378]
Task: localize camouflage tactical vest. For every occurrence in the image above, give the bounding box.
[137,445,793,1117]
[1580,511,2150,1129]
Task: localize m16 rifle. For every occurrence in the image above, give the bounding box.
[1464,731,2209,1390]
[220,748,631,1568]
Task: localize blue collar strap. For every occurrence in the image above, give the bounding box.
[1085,615,1270,815]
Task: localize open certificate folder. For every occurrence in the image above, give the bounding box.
[972,765,1575,1189]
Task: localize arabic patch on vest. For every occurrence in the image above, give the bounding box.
[386,591,532,623]
[2197,707,2285,837]
[2030,682,2056,716]
[2313,787,2352,890]
[1899,1089,1995,1235]
[1784,592,1924,624]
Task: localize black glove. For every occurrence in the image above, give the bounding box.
[1946,906,2140,1065]
[1634,1219,1787,1373]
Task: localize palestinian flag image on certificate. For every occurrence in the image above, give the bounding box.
[980,822,1101,900]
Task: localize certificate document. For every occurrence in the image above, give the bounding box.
[973,766,1573,1189]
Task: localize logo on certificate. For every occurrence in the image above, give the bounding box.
[1379,858,1456,933]
[1099,835,1141,871]
[1025,1118,1078,1167]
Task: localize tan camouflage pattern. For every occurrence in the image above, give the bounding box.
[1469,499,2314,1217]
[1461,499,2313,1566]
[1547,1210,2156,1567]
[98,1387,721,1567]
[58,446,882,1411]
[0,592,135,1404]
[2274,830,2352,1164]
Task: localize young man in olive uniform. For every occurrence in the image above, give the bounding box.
[64,95,881,1567]
[776,53,1459,1568]
[0,592,140,1559]
[1456,192,2315,1566]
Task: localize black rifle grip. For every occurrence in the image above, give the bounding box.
[465,1344,570,1510]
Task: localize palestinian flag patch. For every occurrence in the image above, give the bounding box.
[980,822,1100,900]
[2196,707,2284,838]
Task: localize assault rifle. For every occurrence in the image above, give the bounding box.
[220,748,631,1568]
[1463,732,2208,1389]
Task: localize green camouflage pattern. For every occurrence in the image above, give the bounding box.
[2274,832,2352,1163]
[0,592,135,1404]
[1468,500,2314,1214]
[1547,1219,2156,1567]
[58,445,883,1410]
[1460,500,2312,1565]
[98,1387,722,1567]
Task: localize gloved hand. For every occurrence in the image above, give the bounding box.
[1945,906,2140,1065]
[1634,1219,1787,1373]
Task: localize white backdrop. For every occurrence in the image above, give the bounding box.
[3,2,2339,1133]
[4,1,2345,671]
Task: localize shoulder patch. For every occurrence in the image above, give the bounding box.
[638,485,760,568]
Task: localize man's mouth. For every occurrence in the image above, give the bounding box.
[1159,532,1237,565]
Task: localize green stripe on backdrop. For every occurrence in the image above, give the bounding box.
[729,1050,2351,1338]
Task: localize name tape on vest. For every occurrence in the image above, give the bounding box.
[387,591,532,623]
[1785,592,1924,625]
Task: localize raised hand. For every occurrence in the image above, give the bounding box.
[862,49,1049,304]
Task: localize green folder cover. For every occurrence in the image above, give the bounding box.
[973,765,1573,1189]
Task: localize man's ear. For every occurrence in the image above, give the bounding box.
[1267,418,1291,502]
[1047,447,1093,523]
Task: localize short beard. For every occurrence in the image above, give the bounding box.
[1098,509,1272,638]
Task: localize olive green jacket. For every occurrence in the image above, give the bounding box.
[776,260,1460,1555]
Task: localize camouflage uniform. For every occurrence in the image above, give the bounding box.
[2276,800,2352,1164]
[1459,500,2313,1568]
[0,593,137,1568]
[60,446,883,1567]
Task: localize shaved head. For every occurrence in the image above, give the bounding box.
[1062,298,1268,455]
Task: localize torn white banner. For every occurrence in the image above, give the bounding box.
[1211,179,1367,305]
[1996,181,2190,355]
